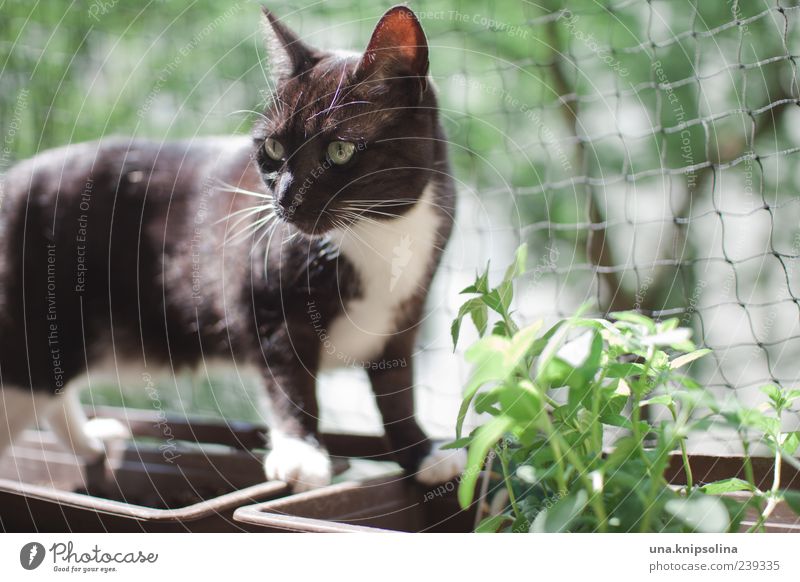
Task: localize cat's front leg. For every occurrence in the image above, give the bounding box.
[368,332,466,485]
[259,345,331,492]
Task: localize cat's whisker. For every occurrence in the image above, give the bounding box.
[222,207,275,241]
[336,210,383,229]
[341,206,403,220]
[251,217,281,253]
[215,180,273,200]
[327,66,348,112]
[335,219,385,260]
[334,209,450,256]
[216,203,275,225]
[262,218,281,284]
[341,200,417,209]
[306,100,372,122]
[224,213,277,247]
[228,109,269,121]
[282,230,302,245]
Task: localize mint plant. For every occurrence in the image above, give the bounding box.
[449,245,800,532]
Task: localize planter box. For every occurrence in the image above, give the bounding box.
[231,454,800,533]
[233,474,477,532]
[2,406,798,532]
[0,419,289,532]
[0,407,388,532]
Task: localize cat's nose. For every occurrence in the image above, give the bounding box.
[274,172,298,214]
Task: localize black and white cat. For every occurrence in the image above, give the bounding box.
[0,6,465,491]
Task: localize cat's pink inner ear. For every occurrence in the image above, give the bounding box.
[360,6,429,81]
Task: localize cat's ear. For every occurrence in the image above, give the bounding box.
[261,7,317,84]
[356,6,429,96]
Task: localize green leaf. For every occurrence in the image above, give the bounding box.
[461,263,490,295]
[482,289,506,316]
[458,415,515,509]
[605,362,647,378]
[664,495,730,533]
[456,323,542,437]
[455,336,511,436]
[782,490,800,515]
[719,496,748,533]
[659,318,680,332]
[599,386,628,417]
[530,490,588,533]
[451,297,489,350]
[610,311,657,332]
[475,514,511,533]
[503,243,528,282]
[535,319,571,379]
[508,321,544,363]
[440,437,472,450]
[541,331,603,407]
[491,319,510,337]
[537,356,574,389]
[496,279,514,313]
[470,302,488,337]
[760,384,782,401]
[700,478,754,495]
[450,319,462,352]
[670,348,711,370]
[732,408,780,436]
[475,392,502,415]
[498,381,543,424]
[640,394,675,408]
[781,432,800,456]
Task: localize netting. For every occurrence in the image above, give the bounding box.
[2,1,799,451]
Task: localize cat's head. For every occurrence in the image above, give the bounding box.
[253,6,438,236]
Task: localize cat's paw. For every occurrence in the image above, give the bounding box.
[81,418,131,461]
[414,445,467,486]
[64,418,131,464]
[264,434,332,492]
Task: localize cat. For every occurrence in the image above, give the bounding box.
[0,5,465,491]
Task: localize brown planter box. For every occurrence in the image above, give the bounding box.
[0,420,290,532]
[0,407,382,532]
[1,406,798,533]
[233,474,478,532]
[231,454,800,533]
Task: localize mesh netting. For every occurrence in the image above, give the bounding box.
[1,1,799,450]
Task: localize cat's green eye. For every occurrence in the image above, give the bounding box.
[327,141,356,165]
[264,138,285,161]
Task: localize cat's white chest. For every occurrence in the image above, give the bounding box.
[321,184,440,369]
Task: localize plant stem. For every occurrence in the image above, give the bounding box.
[668,403,693,494]
[678,439,693,493]
[740,434,757,491]
[498,444,522,521]
[747,438,782,533]
[590,369,609,459]
[548,428,608,532]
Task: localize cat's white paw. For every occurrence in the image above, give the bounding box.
[84,418,132,443]
[264,434,332,492]
[81,418,131,460]
[415,446,467,486]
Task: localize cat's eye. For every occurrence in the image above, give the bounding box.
[327,141,356,165]
[264,138,285,161]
